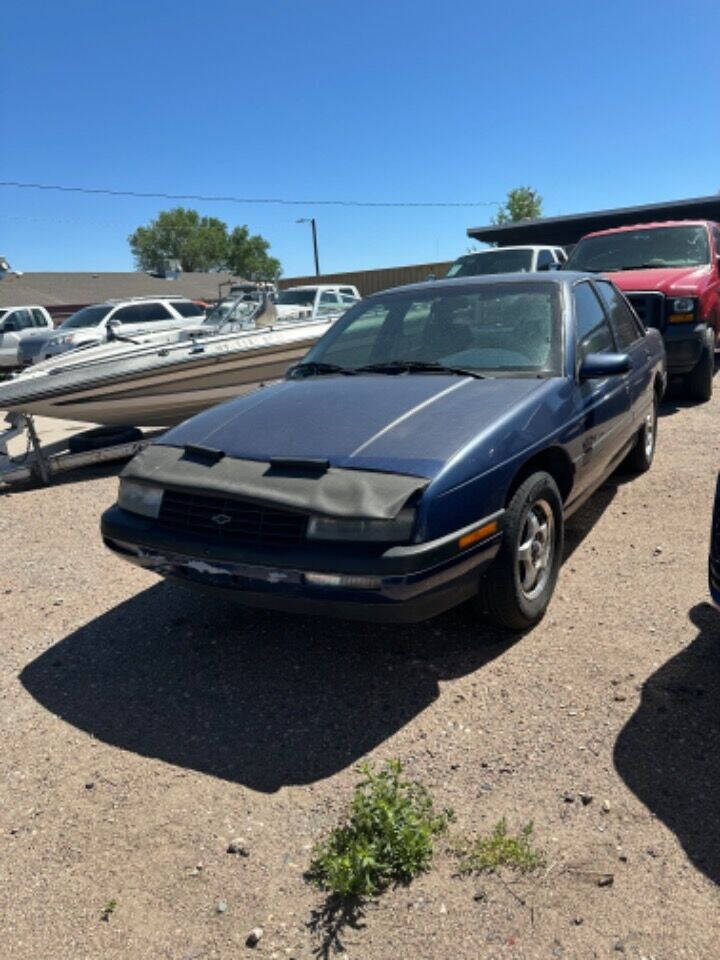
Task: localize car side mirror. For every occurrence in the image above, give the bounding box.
[2,318,19,332]
[579,352,631,379]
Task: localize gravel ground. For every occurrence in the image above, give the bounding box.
[1,388,720,960]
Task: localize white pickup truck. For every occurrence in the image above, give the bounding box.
[0,305,54,370]
[275,284,360,321]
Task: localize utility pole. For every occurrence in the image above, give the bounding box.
[296,218,320,276]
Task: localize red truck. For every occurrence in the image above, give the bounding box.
[565,220,720,400]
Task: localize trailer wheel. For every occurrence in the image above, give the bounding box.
[67,425,143,453]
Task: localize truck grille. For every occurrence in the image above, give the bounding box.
[157,489,307,545]
[625,292,665,331]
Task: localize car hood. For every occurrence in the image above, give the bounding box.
[606,264,712,295]
[157,374,548,479]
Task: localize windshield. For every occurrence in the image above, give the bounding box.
[566,226,710,272]
[301,282,562,376]
[446,249,534,277]
[277,289,316,306]
[60,304,112,329]
[203,297,258,325]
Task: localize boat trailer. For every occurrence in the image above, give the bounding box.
[0,411,157,486]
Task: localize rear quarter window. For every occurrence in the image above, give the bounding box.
[594,280,644,346]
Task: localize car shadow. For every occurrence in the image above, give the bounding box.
[19,583,515,793]
[19,474,631,793]
[614,602,720,885]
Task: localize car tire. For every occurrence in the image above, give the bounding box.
[479,471,564,632]
[67,425,143,453]
[686,335,713,402]
[624,394,657,473]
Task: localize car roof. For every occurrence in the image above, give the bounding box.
[0,304,46,310]
[581,219,711,240]
[373,271,595,297]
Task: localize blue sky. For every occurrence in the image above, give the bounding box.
[3,0,719,276]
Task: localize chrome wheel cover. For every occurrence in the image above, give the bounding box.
[517,498,555,600]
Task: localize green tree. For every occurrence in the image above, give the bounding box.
[129,208,229,272]
[492,187,543,225]
[226,225,282,280]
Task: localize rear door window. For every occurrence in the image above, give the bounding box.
[574,281,616,362]
[594,280,644,346]
[31,309,49,327]
[171,300,205,317]
[112,304,146,325]
[140,302,173,322]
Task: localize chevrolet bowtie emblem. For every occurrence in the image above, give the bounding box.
[211,513,232,525]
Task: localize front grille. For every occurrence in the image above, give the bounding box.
[157,489,307,545]
[625,292,665,331]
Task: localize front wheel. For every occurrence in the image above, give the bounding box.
[479,471,564,631]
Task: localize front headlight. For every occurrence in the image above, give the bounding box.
[54,333,78,345]
[118,479,164,518]
[306,508,415,542]
[672,297,695,314]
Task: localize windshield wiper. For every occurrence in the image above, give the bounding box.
[354,360,485,380]
[288,361,356,377]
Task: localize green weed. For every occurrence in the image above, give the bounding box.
[455,818,544,874]
[307,760,453,898]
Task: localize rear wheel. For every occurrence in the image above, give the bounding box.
[686,334,713,402]
[624,394,657,473]
[479,471,563,631]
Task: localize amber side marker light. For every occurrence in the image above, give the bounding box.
[458,520,499,550]
[667,314,693,324]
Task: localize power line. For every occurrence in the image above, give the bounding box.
[0,180,501,209]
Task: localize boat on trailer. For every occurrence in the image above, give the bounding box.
[0,292,340,484]
[0,294,335,427]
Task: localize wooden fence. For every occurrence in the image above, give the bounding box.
[279,260,454,298]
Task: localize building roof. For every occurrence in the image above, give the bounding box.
[467,195,720,248]
[0,271,237,307]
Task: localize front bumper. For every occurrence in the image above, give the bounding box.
[101,504,503,623]
[663,322,709,375]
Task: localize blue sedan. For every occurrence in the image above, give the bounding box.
[101,273,666,630]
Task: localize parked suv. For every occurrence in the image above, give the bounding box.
[565,221,720,401]
[0,305,54,370]
[446,245,567,277]
[37,297,206,361]
[275,284,360,320]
